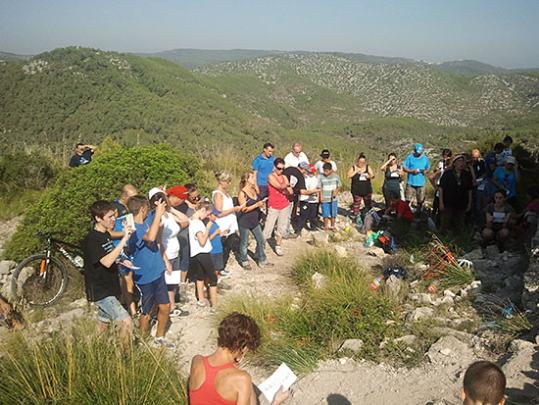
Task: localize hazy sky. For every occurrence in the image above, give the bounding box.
[1,0,539,68]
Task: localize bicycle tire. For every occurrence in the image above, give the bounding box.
[10,254,68,307]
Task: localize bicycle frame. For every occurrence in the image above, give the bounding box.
[39,235,83,279]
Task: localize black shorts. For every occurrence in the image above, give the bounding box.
[190,253,218,286]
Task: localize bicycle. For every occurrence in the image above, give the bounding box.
[10,232,84,307]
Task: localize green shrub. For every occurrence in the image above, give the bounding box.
[220,251,401,374]
[0,322,187,404]
[4,144,200,260]
[0,150,58,192]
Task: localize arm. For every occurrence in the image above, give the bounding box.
[380,159,392,171]
[438,187,445,211]
[347,165,357,179]
[109,230,125,239]
[100,231,131,268]
[214,191,243,216]
[143,200,166,243]
[169,206,190,228]
[466,190,472,212]
[195,221,213,247]
[367,166,375,180]
[267,174,287,190]
[485,212,493,228]
[239,191,264,213]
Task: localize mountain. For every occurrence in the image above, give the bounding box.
[136,48,286,69]
[0,51,32,62]
[0,47,275,153]
[436,59,509,76]
[199,53,539,127]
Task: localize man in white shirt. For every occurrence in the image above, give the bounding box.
[284,143,309,168]
[314,149,337,174]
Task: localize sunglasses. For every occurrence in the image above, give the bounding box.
[276,166,284,171]
[191,195,201,201]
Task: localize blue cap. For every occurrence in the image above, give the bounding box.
[414,143,424,154]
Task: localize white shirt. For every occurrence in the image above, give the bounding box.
[284,151,309,168]
[189,219,212,257]
[301,175,321,202]
[212,189,239,234]
[314,160,337,174]
[161,213,180,260]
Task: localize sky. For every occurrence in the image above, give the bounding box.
[1,0,539,68]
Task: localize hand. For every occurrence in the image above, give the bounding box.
[155,199,167,216]
[235,203,247,212]
[185,200,196,209]
[257,200,266,208]
[121,221,134,238]
[414,169,420,174]
[286,186,294,195]
[271,387,290,405]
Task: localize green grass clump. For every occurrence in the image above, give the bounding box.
[221,251,401,374]
[0,323,187,404]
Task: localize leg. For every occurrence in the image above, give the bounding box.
[251,225,267,263]
[238,226,250,265]
[295,201,309,234]
[155,304,170,338]
[96,320,108,335]
[139,314,151,336]
[497,228,510,251]
[124,272,136,316]
[416,186,426,210]
[275,207,289,247]
[308,203,320,229]
[202,253,218,307]
[263,207,279,241]
[364,193,373,211]
[195,280,205,302]
[440,207,453,233]
[405,185,414,206]
[352,194,362,216]
[221,235,231,269]
[118,317,133,347]
[481,228,495,246]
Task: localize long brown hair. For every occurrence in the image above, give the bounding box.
[239,172,253,191]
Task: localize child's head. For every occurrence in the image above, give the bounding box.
[389,192,400,204]
[322,162,333,176]
[502,135,513,148]
[127,195,150,219]
[494,143,504,154]
[461,361,506,405]
[149,189,168,209]
[194,200,212,220]
[90,200,117,229]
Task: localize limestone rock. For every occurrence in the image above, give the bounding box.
[427,335,473,365]
[339,339,364,353]
[311,272,328,289]
[502,339,539,403]
[334,245,348,258]
[394,335,417,346]
[0,261,16,275]
[407,307,434,322]
[312,231,329,247]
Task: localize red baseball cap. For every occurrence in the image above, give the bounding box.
[166,185,188,200]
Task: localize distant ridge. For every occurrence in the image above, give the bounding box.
[0,51,32,61]
[436,59,509,76]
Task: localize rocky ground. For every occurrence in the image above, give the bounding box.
[1,203,538,404]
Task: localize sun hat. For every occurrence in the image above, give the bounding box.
[505,156,517,165]
[148,187,165,200]
[308,163,317,174]
[414,143,424,154]
[298,161,310,171]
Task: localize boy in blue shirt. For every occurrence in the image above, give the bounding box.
[127,194,173,348]
[403,143,430,211]
[252,142,275,199]
[208,208,227,278]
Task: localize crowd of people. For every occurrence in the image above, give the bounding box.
[79,138,534,404]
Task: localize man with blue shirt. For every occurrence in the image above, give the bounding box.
[403,143,430,211]
[127,194,174,348]
[252,142,275,199]
[69,143,96,168]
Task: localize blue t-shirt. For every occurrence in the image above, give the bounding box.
[404,153,430,187]
[493,167,517,198]
[209,222,223,255]
[128,210,164,285]
[252,154,275,187]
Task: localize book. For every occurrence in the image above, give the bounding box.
[258,363,297,403]
[118,213,135,231]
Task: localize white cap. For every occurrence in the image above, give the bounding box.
[148,187,164,200]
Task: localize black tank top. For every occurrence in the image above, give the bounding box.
[238,191,261,230]
[351,165,373,196]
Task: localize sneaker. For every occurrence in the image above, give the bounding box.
[241,262,253,271]
[196,300,208,308]
[258,261,274,268]
[153,337,177,349]
[219,270,232,278]
[275,245,284,256]
[169,308,189,318]
[218,281,232,291]
[286,233,299,239]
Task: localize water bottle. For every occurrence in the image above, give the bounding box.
[73,255,84,268]
[369,275,384,291]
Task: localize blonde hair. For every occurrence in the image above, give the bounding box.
[215,171,232,183]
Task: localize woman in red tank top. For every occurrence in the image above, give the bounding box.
[189,312,289,405]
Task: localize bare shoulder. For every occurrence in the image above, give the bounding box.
[227,369,252,387]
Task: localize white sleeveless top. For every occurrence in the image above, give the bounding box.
[212,189,239,234]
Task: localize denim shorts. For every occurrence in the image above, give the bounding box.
[95,296,130,323]
[137,273,169,315]
[321,200,338,218]
[211,253,224,272]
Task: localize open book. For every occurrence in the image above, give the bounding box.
[258,363,297,403]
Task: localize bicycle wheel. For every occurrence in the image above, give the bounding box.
[10,254,68,307]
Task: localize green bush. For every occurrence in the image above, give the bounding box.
[220,251,401,374]
[0,322,187,404]
[0,150,58,192]
[4,144,200,260]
